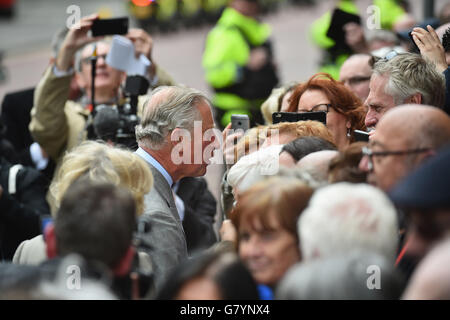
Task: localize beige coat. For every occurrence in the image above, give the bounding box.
[29,65,176,163]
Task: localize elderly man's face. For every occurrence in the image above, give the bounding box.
[359,122,415,192]
[77,42,125,99]
[184,101,218,177]
[339,56,372,103]
[364,74,396,130]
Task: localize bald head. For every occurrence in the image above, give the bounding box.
[340,54,372,103]
[297,150,339,184]
[376,104,450,150]
[361,104,450,191]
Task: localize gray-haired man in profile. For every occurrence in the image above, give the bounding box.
[134,86,218,289]
[364,52,445,132]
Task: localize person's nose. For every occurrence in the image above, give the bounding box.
[364,108,377,129]
[96,54,107,66]
[242,236,263,258]
[359,155,370,172]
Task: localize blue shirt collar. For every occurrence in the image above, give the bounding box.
[135,147,173,187]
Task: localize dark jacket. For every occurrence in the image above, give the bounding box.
[0,157,50,260]
[177,177,217,254]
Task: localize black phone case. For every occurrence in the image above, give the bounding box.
[92,17,129,37]
[354,130,370,142]
[272,111,327,125]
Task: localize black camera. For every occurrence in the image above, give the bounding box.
[89,104,140,150]
[89,75,149,149]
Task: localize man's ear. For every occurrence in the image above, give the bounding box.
[113,246,135,277]
[405,93,422,105]
[170,128,191,147]
[44,223,58,259]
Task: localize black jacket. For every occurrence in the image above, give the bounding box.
[0,157,50,260]
[177,177,217,254]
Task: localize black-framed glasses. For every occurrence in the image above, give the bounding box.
[81,54,107,65]
[298,104,331,114]
[362,146,431,171]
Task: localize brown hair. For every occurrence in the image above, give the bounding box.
[328,141,368,183]
[230,177,314,244]
[287,73,367,142]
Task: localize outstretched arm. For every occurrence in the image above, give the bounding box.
[411,25,448,73]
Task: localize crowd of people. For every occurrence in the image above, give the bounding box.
[0,0,450,300]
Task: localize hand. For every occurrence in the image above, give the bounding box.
[344,22,368,53]
[220,219,238,243]
[411,25,448,73]
[126,28,153,60]
[247,47,268,71]
[222,123,244,167]
[126,28,155,77]
[57,14,103,71]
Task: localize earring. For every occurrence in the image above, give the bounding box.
[347,128,351,138]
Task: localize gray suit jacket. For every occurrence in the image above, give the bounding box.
[137,163,188,291]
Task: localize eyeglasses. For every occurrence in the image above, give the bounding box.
[298,104,332,114]
[382,50,403,62]
[362,146,431,171]
[81,54,107,65]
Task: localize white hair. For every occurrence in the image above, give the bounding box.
[227,144,283,193]
[373,53,445,108]
[298,182,399,262]
[276,250,403,300]
[135,86,210,150]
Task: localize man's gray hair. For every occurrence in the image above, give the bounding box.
[373,52,446,108]
[276,251,405,300]
[135,86,211,150]
[298,182,399,262]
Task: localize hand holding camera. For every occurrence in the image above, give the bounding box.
[57,14,104,71]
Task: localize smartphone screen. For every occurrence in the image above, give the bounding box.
[92,17,129,37]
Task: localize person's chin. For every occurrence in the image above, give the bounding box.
[189,164,207,177]
[367,175,378,187]
[197,164,208,176]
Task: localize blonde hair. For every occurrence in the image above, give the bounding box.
[50,141,153,216]
[234,120,335,162]
[260,82,300,125]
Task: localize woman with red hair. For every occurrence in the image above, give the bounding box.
[287,73,366,150]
